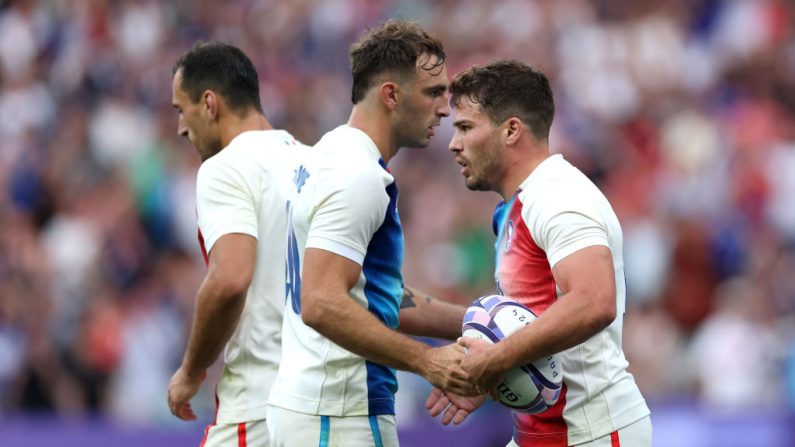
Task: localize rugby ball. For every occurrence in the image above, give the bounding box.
[462,294,562,413]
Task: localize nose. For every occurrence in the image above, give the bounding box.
[449,132,461,153]
[177,117,188,138]
[438,95,451,118]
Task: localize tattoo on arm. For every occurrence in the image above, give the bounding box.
[401,287,416,309]
[400,287,435,309]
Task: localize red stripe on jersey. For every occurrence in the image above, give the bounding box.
[513,384,568,446]
[237,423,247,447]
[198,228,209,266]
[496,196,568,445]
[199,392,219,447]
[198,425,211,447]
[495,197,557,316]
[611,430,620,447]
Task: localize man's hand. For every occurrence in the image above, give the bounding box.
[167,367,207,420]
[420,343,479,396]
[458,337,503,392]
[425,387,487,425]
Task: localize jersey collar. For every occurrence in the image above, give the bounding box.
[334,125,383,165]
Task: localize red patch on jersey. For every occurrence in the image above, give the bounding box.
[512,384,568,446]
[495,197,557,316]
[198,228,209,266]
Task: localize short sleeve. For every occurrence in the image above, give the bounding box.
[196,157,260,252]
[522,194,609,268]
[305,168,389,265]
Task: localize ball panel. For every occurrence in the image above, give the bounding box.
[526,357,562,388]
[463,307,492,326]
[540,384,562,406]
[491,303,536,336]
[461,324,498,344]
[495,368,542,408]
[522,397,552,414]
[477,294,511,313]
[486,323,508,340]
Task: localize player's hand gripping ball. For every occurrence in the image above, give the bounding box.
[462,295,563,413]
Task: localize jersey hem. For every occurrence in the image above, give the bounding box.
[215,402,270,425]
[203,224,258,253]
[306,236,365,265]
[268,392,395,417]
[547,237,608,268]
[566,400,650,445]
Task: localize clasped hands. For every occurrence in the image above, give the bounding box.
[423,337,498,425]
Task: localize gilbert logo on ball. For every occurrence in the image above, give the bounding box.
[462,295,563,413]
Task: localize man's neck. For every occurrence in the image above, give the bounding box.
[219,112,273,149]
[498,147,549,201]
[347,104,397,164]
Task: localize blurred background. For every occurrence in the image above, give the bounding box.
[1,0,795,445]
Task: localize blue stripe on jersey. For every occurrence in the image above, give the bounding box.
[362,159,403,415]
[364,361,396,414]
[369,415,385,447]
[492,195,515,296]
[492,200,509,236]
[319,416,330,447]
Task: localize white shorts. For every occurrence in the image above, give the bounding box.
[199,418,269,447]
[266,405,398,447]
[507,415,652,447]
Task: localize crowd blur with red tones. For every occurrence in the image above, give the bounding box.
[1,0,794,440]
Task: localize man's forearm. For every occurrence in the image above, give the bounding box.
[398,286,466,339]
[495,288,613,373]
[181,278,247,374]
[304,290,432,375]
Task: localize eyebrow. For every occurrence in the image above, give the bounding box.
[423,83,448,94]
[453,119,471,128]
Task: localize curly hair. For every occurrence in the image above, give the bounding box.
[349,19,446,104]
[450,59,554,140]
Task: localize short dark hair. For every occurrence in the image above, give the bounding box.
[349,19,446,104]
[173,41,263,114]
[450,59,554,140]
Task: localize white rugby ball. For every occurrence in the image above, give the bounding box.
[461,295,562,413]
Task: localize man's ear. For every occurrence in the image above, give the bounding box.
[504,117,524,146]
[202,90,219,120]
[379,82,400,111]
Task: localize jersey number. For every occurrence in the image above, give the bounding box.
[285,200,301,314]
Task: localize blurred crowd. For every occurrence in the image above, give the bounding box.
[1,0,795,427]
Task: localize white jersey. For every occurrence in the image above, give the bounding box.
[268,125,405,417]
[492,155,649,446]
[196,130,308,424]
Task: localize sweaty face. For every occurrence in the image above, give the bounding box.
[393,54,451,149]
[171,70,221,161]
[449,100,506,192]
